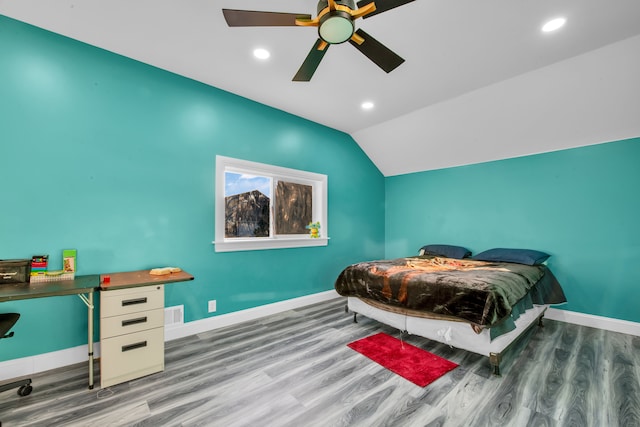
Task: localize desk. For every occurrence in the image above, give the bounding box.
[0,270,193,389]
[0,275,100,389]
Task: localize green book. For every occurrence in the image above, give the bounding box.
[63,249,77,273]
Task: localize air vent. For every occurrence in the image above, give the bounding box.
[165,305,184,327]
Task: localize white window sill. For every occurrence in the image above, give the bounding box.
[213,237,329,252]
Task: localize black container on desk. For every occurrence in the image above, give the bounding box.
[0,259,31,284]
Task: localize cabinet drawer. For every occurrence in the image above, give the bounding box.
[101,285,164,317]
[100,308,164,340]
[100,327,164,388]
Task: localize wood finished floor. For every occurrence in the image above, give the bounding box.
[1,298,639,427]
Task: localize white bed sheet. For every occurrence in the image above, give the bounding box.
[347,297,548,356]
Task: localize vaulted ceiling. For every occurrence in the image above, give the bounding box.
[2,0,639,175]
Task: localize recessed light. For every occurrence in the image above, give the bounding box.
[361,101,374,110]
[253,48,270,60]
[541,17,566,33]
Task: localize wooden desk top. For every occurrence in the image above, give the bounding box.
[0,269,194,300]
[100,269,194,290]
[0,275,100,302]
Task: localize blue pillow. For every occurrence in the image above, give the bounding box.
[471,248,550,265]
[419,244,472,259]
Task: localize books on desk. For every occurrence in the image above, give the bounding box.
[63,249,77,273]
[29,251,76,283]
[30,255,48,276]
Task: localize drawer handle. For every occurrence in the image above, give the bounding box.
[122,341,147,352]
[122,297,147,306]
[121,316,148,327]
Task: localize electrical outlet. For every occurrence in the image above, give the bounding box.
[208,300,217,313]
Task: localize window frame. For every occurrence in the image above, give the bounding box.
[214,155,328,252]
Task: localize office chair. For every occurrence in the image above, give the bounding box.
[1,313,33,397]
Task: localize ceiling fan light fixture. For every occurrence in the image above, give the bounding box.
[319,11,354,44]
[222,0,410,81]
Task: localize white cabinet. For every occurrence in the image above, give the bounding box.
[100,285,164,388]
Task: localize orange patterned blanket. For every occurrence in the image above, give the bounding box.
[335,256,565,328]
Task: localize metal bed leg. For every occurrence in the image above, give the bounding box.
[489,352,501,376]
[344,303,357,323]
[487,310,546,377]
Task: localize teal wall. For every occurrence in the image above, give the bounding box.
[0,16,385,360]
[386,137,640,323]
[1,14,637,364]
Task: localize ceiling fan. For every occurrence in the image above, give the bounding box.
[222,0,415,81]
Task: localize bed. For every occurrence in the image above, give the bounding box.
[334,246,567,375]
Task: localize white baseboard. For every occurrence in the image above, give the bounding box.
[164,289,340,341]
[0,290,339,381]
[545,307,640,337]
[0,343,102,382]
[2,292,637,382]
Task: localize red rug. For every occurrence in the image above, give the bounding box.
[348,332,458,387]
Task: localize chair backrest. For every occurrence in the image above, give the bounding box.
[0,313,20,339]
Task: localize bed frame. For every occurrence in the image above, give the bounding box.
[346,296,547,375]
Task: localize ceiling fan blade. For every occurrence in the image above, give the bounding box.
[349,29,404,73]
[356,0,415,19]
[223,9,311,26]
[293,39,330,82]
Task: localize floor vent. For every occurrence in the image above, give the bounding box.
[165,305,184,327]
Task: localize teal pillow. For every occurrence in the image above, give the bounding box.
[419,244,471,259]
[472,248,550,265]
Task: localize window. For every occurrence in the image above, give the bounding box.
[214,156,328,252]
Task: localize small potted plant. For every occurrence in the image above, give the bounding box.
[306,221,321,238]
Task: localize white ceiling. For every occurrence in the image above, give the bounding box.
[1,0,639,175]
